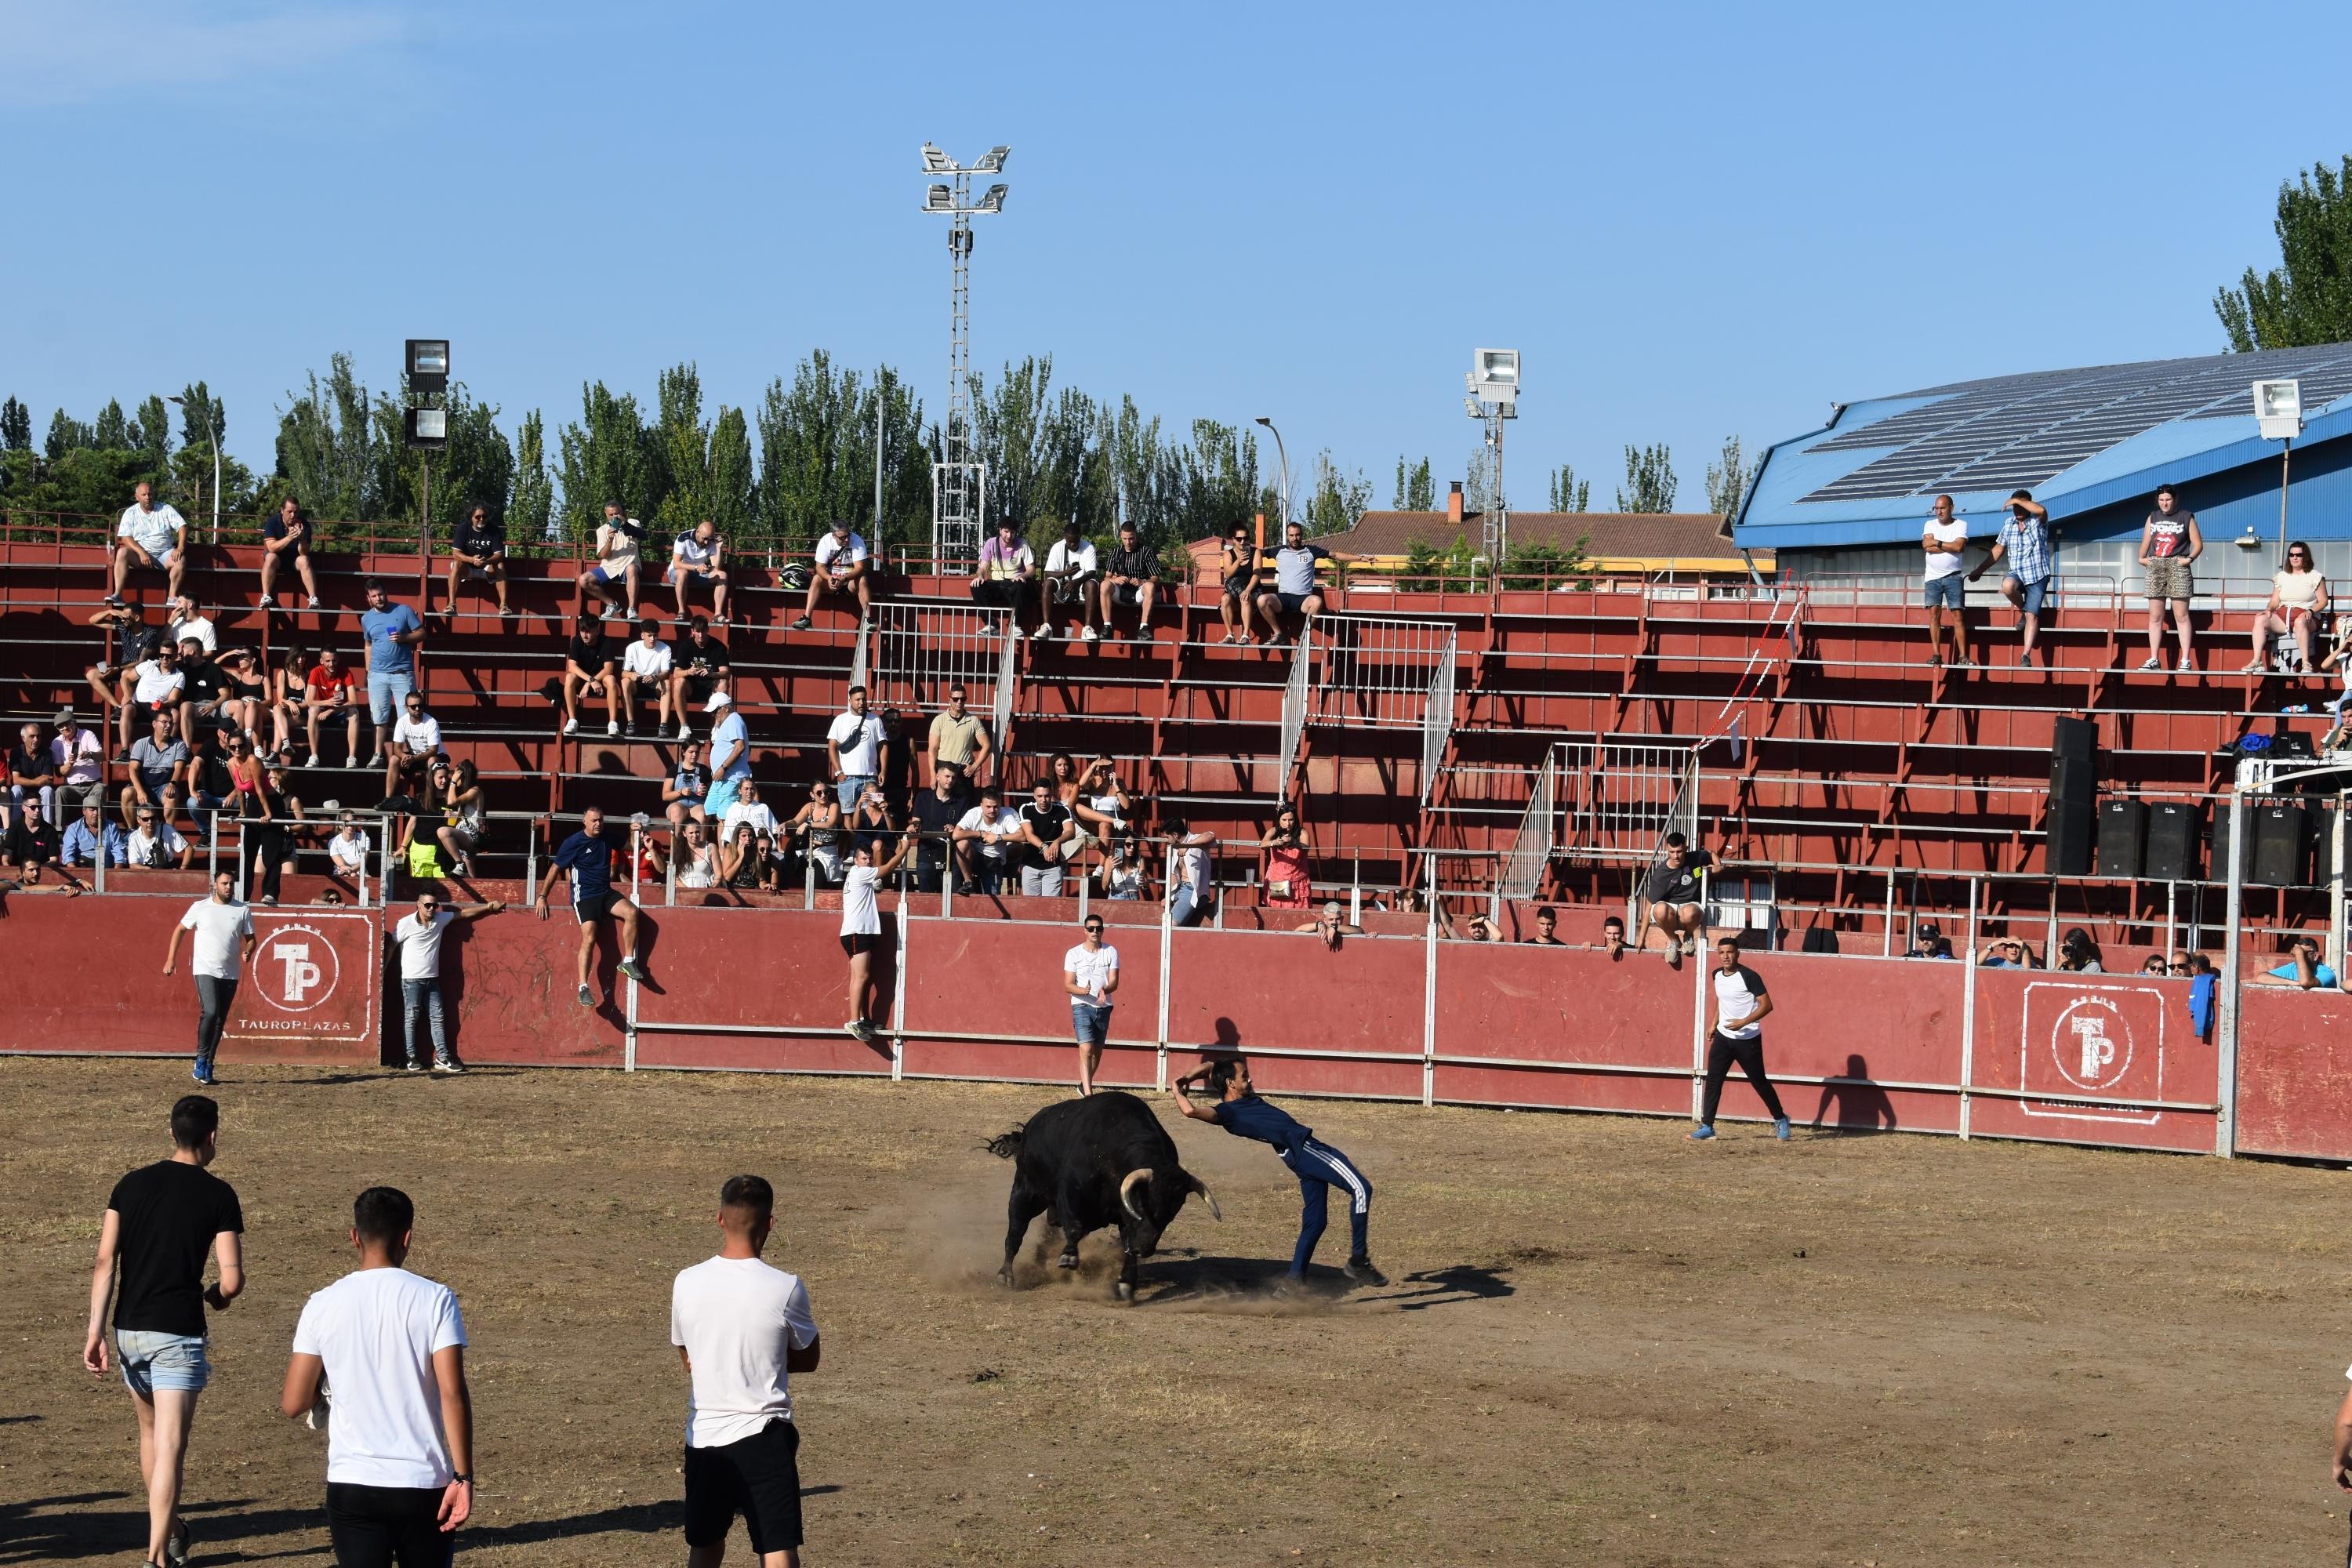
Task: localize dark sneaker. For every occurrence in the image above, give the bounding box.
[433,1056,465,1075]
[575,983,594,1007]
[404,1058,424,1073]
[191,1061,216,1087]
[103,592,126,608]
[1343,1257,1388,1287]
[617,956,650,983]
[789,615,812,631]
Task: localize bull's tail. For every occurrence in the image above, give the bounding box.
[982,1126,1025,1160]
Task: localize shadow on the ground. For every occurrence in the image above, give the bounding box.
[1134,1252,1512,1310]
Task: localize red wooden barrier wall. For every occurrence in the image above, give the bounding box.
[2236,988,2352,1160]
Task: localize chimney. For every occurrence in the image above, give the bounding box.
[1447,481,1464,524]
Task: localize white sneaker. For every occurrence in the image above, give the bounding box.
[367,751,383,768]
[2137,656,2162,671]
[563,717,579,735]
[2177,655,2197,672]
[675,723,692,741]
[1665,942,1683,970]
[305,753,321,769]
[306,595,322,609]
[606,720,620,737]
[1031,624,1052,641]
[1080,626,1099,643]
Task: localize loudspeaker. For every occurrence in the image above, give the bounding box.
[2047,717,2099,876]
[2144,800,2201,882]
[2211,805,2256,885]
[2097,799,2147,879]
[2253,802,2310,887]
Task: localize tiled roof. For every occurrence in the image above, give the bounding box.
[1316,511,1754,564]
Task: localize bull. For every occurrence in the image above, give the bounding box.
[985,1091,1221,1301]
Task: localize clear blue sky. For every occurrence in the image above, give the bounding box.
[7,0,2351,514]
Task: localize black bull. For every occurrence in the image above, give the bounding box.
[985,1091,1221,1301]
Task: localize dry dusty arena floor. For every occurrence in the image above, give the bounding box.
[2,1057,2348,1566]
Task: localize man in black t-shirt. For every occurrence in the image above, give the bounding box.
[907,768,970,892]
[1640,830,1715,969]
[1016,780,1076,898]
[1098,523,1160,641]
[84,1094,246,1568]
[562,619,619,738]
[667,617,731,738]
[176,641,230,746]
[443,502,514,618]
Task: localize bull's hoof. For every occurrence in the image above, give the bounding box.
[1057,1250,1079,1270]
[1114,1280,1134,1303]
[996,1267,1016,1289]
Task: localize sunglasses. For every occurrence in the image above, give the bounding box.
[1083,924,1105,934]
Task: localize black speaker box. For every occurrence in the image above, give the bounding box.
[2144,800,2201,882]
[2211,806,2256,884]
[2047,797,2096,877]
[2253,802,2310,887]
[2097,799,2146,879]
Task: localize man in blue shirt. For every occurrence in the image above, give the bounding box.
[2259,935,2339,991]
[533,805,652,1008]
[1968,491,2053,667]
[62,802,127,868]
[358,579,425,770]
[702,689,752,822]
[1171,1055,1387,1291]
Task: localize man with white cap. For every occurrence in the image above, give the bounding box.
[700,688,753,826]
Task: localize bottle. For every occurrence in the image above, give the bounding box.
[2283,704,2310,715]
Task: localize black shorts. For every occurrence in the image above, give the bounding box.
[681,673,719,704]
[684,1418,802,1553]
[840,931,878,957]
[1272,590,1312,615]
[1109,582,1145,606]
[575,891,615,924]
[1221,575,1255,598]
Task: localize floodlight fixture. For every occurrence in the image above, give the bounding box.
[1472,347,1520,407]
[405,338,449,395]
[1464,395,1483,419]
[920,143,956,174]
[971,144,1011,173]
[2254,377,2303,441]
[925,183,955,212]
[404,405,448,449]
[977,183,1007,214]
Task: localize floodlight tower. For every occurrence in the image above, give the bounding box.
[1465,349,1521,561]
[920,143,1009,573]
[2253,377,2303,554]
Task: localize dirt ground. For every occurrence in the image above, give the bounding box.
[2,1056,2347,1567]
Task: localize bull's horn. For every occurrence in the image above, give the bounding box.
[1119,1167,1154,1223]
[1188,1174,1223,1221]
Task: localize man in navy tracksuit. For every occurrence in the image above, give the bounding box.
[1171,1056,1388,1289]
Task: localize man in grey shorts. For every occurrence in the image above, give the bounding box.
[83,1094,246,1568]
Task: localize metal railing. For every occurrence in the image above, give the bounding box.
[1421,629,1457,810]
[1276,633,1311,797]
[862,600,1014,729]
[1498,748,1556,902]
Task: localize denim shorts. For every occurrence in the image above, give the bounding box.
[366,670,413,725]
[1922,574,1965,610]
[2005,575,2049,616]
[118,1329,210,1396]
[1070,1000,1112,1046]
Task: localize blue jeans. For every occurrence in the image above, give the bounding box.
[1282,1138,1372,1276]
[367,670,413,726]
[118,1329,210,1396]
[1070,1000,1112,1047]
[401,978,447,1062]
[836,775,873,815]
[2005,575,2049,616]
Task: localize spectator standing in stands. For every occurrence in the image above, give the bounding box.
[562,617,620,738]
[238,756,299,906]
[580,501,648,621]
[621,619,676,739]
[536,805,652,1008]
[442,502,513,619]
[258,497,322,611]
[386,691,445,800]
[1166,815,1218,927]
[63,801,127,869]
[163,869,256,1085]
[1063,914,1120,1094]
[1258,804,1313,911]
[927,684,993,787]
[83,1094,246,1568]
[952,783,1020,895]
[9,720,57,833]
[908,768,968,892]
[125,808,194,871]
[119,642,186,760]
[1967,491,2053,668]
[2258,935,2339,989]
[826,686,886,815]
[2136,483,2201,672]
[790,518,873,632]
[840,829,915,1044]
[278,1187,475,1566]
[107,481,188,606]
[1254,520,1333,648]
[304,648,364,771]
[667,520,731,625]
[1219,522,1262,644]
[971,521,1036,636]
[122,712,191,829]
[1038,520,1099,642]
[358,581,425,768]
[702,689,753,822]
[1527,907,1565,945]
[1920,494,1971,669]
[1098,521,1160,641]
[1094,831,1148,902]
[663,740,710,833]
[1016,779,1077,896]
[391,891,503,1073]
[55,710,107,815]
[1693,935,1791,1142]
[1641,830,1712,968]
[670,1175,821,1568]
[2245,540,2329,674]
[669,616,731,741]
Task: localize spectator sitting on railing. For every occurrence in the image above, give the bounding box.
[563,617,620,738]
[580,501,648,622]
[61,802,126,869]
[259,497,323,611]
[1966,491,2053,669]
[1017,779,1078,897]
[2257,935,2339,990]
[789,518,873,633]
[662,740,710,833]
[1098,521,1160,641]
[1527,907,1565,946]
[1639,830,1712,969]
[9,722,58,835]
[1165,815,1217,927]
[2244,540,2328,675]
[783,780,847,887]
[105,481,187,608]
[443,501,514,619]
[1037,520,1100,642]
[668,616,731,739]
[620,619,676,739]
[303,647,363,770]
[952,782,1020,895]
[53,710,107,816]
[666,519,731,625]
[1592,913,1628,959]
[927,684,993,788]
[385,691,445,800]
[1907,921,1954,960]
[1218,522,1261,645]
[2054,927,2104,973]
[118,641,185,762]
[1252,520,1334,650]
[122,709,189,832]
[328,811,372,884]
[1258,804,1313,911]
[165,595,216,658]
[1973,936,2037,968]
[1296,899,1365,950]
[125,804,192,870]
[908,768,968,894]
[1094,830,1149,902]
[971,521,1036,637]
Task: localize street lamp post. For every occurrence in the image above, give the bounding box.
[1253,416,1290,533]
[165,393,222,544]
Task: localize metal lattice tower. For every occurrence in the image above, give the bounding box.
[920,143,1009,574]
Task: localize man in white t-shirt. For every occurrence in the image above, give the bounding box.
[392,891,504,1073]
[328,815,374,882]
[826,687,887,815]
[386,692,445,798]
[107,481,188,606]
[280,1185,474,1564]
[125,807,192,870]
[790,518,872,631]
[1062,914,1120,1095]
[952,784,1022,895]
[668,520,731,624]
[578,501,648,621]
[162,870,256,1086]
[1691,935,1790,1142]
[1920,493,1972,669]
[165,597,218,656]
[619,619,676,739]
[1038,520,1100,641]
[671,1175,821,1568]
[840,829,914,1045]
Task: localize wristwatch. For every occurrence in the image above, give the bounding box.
[449,1472,473,1485]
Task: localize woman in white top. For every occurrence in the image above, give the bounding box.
[430,759,486,876]
[2245,541,2329,673]
[1095,833,1147,901]
[840,829,915,1045]
[672,818,719,889]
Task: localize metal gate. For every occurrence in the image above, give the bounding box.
[863,599,1018,739]
[1278,614,1457,804]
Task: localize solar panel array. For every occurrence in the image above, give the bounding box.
[1798,343,2352,505]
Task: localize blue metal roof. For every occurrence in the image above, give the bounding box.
[1733,342,2352,549]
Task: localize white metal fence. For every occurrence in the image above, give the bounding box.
[1276,613,1457,805]
[863,599,1018,739]
[1554,739,1697,862]
[1498,747,1557,901]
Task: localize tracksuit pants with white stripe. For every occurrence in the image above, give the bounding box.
[1279,1138,1371,1276]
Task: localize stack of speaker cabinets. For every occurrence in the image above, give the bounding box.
[2048,717,2097,877]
